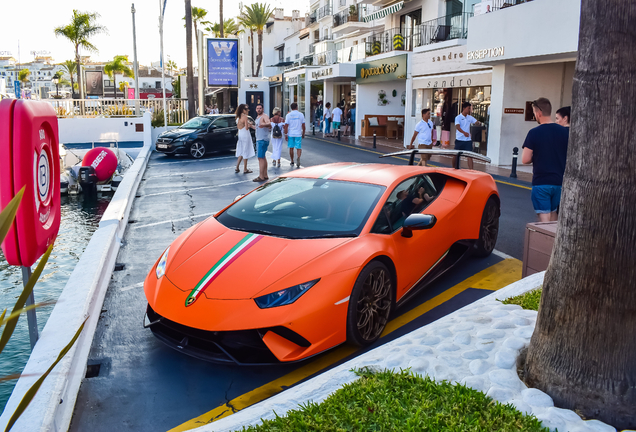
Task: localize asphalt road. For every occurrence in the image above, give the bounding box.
[70,141,534,432]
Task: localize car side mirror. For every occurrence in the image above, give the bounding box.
[401,214,436,238]
[234,194,245,202]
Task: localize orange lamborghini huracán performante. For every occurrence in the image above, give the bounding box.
[144,151,500,364]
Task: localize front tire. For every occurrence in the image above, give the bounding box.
[346,261,393,347]
[189,141,205,159]
[474,196,499,257]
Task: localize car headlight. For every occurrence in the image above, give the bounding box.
[254,279,320,309]
[155,247,170,279]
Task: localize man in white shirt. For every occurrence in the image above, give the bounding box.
[331,103,343,136]
[454,102,481,169]
[409,108,437,166]
[284,102,306,168]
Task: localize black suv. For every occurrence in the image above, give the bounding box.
[155,115,256,158]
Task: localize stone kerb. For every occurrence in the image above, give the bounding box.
[200,271,617,432]
[0,139,153,432]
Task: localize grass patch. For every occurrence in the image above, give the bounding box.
[500,287,542,311]
[241,369,548,432]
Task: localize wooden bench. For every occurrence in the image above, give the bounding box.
[360,115,405,138]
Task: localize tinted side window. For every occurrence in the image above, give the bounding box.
[213,117,230,128]
[371,175,439,234]
[227,117,237,128]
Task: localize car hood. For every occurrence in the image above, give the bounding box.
[164,217,352,300]
[160,128,197,139]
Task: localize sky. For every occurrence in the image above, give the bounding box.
[0,0,309,69]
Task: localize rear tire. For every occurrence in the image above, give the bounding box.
[346,261,393,347]
[474,196,499,257]
[189,141,205,159]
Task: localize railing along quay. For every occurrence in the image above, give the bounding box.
[46,98,189,124]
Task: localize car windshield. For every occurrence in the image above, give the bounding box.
[216,177,385,239]
[181,117,212,129]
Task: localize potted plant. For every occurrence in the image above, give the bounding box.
[349,5,358,21]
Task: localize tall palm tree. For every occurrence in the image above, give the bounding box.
[61,60,77,95]
[241,3,274,77]
[166,59,177,77]
[204,18,242,37]
[219,0,224,38]
[184,0,196,118]
[54,10,107,98]
[183,6,210,49]
[18,69,30,87]
[238,13,256,77]
[524,0,636,429]
[104,55,133,99]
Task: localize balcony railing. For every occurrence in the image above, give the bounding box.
[365,27,416,55]
[308,11,317,24]
[337,44,367,63]
[319,34,333,42]
[313,50,337,66]
[333,5,361,28]
[414,13,472,48]
[339,0,347,6]
[317,4,332,19]
[490,0,531,12]
[46,98,188,123]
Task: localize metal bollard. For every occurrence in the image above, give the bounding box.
[337,127,341,141]
[511,147,519,178]
[373,131,377,149]
[312,124,315,136]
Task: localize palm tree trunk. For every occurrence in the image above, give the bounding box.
[113,74,117,99]
[185,0,196,119]
[255,30,263,77]
[524,0,636,429]
[219,0,224,38]
[250,29,255,77]
[75,47,82,98]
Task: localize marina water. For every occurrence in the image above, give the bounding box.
[0,195,111,411]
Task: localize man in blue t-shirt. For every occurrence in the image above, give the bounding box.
[522,97,569,222]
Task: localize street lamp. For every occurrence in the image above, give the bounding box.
[52,77,59,98]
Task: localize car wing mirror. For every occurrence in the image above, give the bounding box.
[401,214,437,238]
[234,194,245,202]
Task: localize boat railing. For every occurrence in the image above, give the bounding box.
[46,98,189,124]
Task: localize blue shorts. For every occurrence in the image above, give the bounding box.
[288,136,302,149]
[256,140,269,158]
[454,140,473,151]
[531,185,562,214]
[333,121,341,131]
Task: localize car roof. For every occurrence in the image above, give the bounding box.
[281,163,491,187]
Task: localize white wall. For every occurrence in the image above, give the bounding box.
[466,0,580,66]
[355,81,407,137]
[487,61,575,165]
[58,116,149,145]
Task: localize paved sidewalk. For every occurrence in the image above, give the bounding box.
[310,131,533,184]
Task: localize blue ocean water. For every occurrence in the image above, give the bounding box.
[0,195,111,412]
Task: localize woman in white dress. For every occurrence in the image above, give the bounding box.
[235,104,255,173]
[269,107,285,167]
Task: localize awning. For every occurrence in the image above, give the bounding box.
[362,1,404,23]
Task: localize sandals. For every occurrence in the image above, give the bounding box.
[252,177,269,182]
[243,169,253,174]
[235,168,240,173]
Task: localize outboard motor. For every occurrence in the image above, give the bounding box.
[78,166,98,198]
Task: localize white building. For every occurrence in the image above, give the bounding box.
[0,56,66,98]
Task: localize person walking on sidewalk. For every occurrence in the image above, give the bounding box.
[409,109,437,166]
[556,106,571,128]
[349,103,356,137]
[284,102,306,167]
[522,97,569,222]
[234,104,255,174]
[253,104,271,182]
[270,107,284,168]
[453,102,481,170]
[332,103,343,137]
[323,102,332,137]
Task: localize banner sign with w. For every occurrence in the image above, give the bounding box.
[207,38,239,87]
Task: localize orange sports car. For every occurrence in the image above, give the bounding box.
[144,159,500,364]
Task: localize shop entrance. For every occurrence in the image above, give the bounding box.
[246,91,264,119]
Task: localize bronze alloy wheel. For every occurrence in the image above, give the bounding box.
[474,197,499,257]
[190,142,205,159]
[347,261,393,346]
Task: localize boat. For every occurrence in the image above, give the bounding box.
[59,144,134,195]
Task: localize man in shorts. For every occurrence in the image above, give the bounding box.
[454,102,482,169]
[409,108,437,166]
[253,104,271,182]
[331,103,343,136]
[284,102,306,167]
[522,97,569,222]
